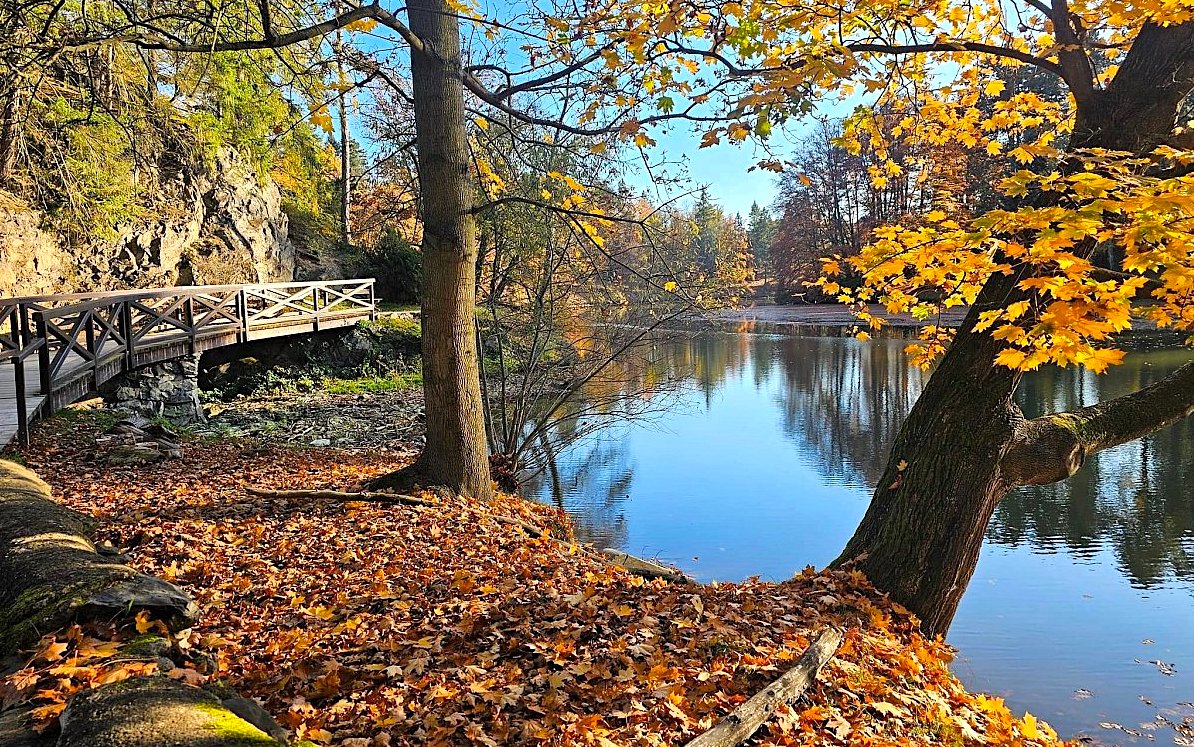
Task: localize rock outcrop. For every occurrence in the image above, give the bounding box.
[0,149,295,297]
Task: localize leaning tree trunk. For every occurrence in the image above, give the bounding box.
[834,21,1194,637]
[833,274,1025,636]
[373,0,493,500]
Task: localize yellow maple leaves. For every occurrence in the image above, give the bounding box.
[819,146,1194,372]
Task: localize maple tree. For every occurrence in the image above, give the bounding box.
[745,6,1194,633]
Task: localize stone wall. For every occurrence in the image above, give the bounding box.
[0,149,295,298]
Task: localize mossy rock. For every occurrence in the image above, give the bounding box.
[0,459,198,654]
[119,634,171,659]
[57,676,284,747]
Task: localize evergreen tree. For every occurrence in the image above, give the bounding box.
[690,188,722,274]
[746,202,777,285]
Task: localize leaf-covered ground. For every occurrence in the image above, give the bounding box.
[4,415,1072,746]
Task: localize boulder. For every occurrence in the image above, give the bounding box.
[0,459,197,654]
[57,677,284,747]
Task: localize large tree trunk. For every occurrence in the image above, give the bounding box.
[835,21,1194,637]
[335,24,353,246]
[372,0,493,499]
[833,276,1024,635]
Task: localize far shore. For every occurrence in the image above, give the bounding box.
[714,302,969,328]
[689,303,1177,346]
[684,303,968,337]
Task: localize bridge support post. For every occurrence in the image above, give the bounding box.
[35,315,51,398]
[104,355,205,425]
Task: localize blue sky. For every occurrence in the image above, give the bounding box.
[342,3,834,220]
[639,128,782,217]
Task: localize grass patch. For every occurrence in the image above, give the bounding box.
[50,408,123,430]
[320,371,422,395]
[376,302,420,314]
[360,315,421,342]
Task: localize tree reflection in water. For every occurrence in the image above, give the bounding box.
[528,331,1194,590]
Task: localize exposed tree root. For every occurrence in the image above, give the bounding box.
[242,486,437,507]
[364,461,439,494]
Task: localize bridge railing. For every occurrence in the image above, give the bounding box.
[0,304,44,444]
[0,279,376,445]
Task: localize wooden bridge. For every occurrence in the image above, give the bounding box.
[0,279,377,447]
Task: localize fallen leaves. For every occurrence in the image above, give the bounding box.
[0,622,208,733]
[7,415,1075,746]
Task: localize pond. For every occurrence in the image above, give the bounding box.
[525,331,1194,744]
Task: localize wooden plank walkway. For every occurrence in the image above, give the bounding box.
[0,279,376,447]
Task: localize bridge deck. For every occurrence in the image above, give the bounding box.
[0,280,376,447]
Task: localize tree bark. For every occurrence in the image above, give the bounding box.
[1071,23,1194,151]
[335,23,353,246]
[371,0,494,500]
[835,21,1194,637]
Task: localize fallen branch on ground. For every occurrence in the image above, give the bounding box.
[601,548,693,583]
[493,513,555,538]
[242,486,436,507]
[684,627,844,747]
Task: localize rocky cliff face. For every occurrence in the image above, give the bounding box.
[0,148,295,297]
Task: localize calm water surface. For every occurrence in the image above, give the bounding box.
[526,332,1194,744]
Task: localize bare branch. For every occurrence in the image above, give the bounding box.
[132,2,381,52]
[845,41,1063,76]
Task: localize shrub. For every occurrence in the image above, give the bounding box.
[358,230,421,305]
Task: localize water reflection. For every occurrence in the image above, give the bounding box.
[531,332,1193,590]
[541,437,633,550]
[765,336,925,487]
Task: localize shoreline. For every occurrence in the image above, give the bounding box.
[709,303,970,330]
[676,304,1181,347]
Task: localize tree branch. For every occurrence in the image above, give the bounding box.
[1046,0,1096,104]
[844,41,1063,76]
[1002,360,1194,486]
[132,2,381,51]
